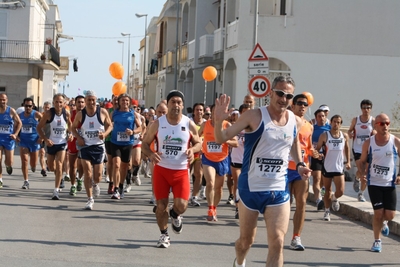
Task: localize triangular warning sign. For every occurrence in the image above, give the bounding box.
[248,43,268,61]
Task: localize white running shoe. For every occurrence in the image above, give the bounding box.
[323,210,331,221]
[124,184,132,193]
[157,234,170,248]
[133,176,141,186]
[93,184,100,198]
[52,189,60,200]
[85,199,94,210]
[331,199,340,212]
[290,236,305,251]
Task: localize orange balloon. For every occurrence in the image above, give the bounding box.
[302,92,314,106]
[109,62,124,80]
[112,81,127,96]
[202,66,217,82]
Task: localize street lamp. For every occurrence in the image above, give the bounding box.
[59,81,69,95]
[121,32,131,92]
[136,13,148,101]
[117,40,124,65]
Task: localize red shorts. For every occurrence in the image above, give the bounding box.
[153,165,190,200]
[67,139,78,154]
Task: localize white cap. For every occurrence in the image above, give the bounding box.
[143,108,149,113]
[319,105,330,111]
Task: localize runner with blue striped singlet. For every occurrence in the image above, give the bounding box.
[0,93,22,188]
[18,98,42,189]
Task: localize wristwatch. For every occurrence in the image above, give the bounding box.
[296,162,307,172]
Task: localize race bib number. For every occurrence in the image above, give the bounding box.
[85,130,99,139]
[255,158,283,178]
[329,140,342,150]
[372,164,389,177]
[53,127,65,137]
[0,124,10,134]
[207,142,222,153]
[117,131,129,142]
[356,135,369,145]
[21,125,32,134]
[162,145,182,159]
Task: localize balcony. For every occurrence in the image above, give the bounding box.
[198,34,214,64]
[161,51,174,72]
[188,39,195,61]
[0,40,60,70]
[180,44,187,62]
[226,20,239,49]
[213,28,225,63]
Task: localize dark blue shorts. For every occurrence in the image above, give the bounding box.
[46,143,67,155]
[202,154,229,176]
[80,145,106,165]
[238,188,290,214]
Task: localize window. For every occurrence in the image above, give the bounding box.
[0,87,6,92]
[0,12,8,38]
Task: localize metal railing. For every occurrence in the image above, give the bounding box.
[0,40,60,66]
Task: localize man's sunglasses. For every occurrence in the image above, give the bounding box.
[272,89,294,100]
[375,122,390,126]
[295,101,308,107]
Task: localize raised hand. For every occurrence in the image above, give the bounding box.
[214,94,231,122]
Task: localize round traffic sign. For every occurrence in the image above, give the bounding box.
[248,76,271,98]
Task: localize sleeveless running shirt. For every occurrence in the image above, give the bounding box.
[19,110,39,142]
[156,115,192,170]
[47,108,68,145]
[80,107,105,146]
[323,131,345,173]
[239,107,297,192]
[0,106,14,139]
[111,109,135,146]
[367,135,397,187]
[202,120,230,162]
[353,116,373,153]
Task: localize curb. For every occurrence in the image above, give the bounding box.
[307,186,400,237]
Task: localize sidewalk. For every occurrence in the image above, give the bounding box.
[307,182,400,237]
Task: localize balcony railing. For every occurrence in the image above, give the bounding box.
[213,28,225,53]
[226,20,239,48]
[188,39,195,61]
[199,34,214,58]
[0,40,60,66]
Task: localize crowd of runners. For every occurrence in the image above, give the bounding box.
[0,75,399,267]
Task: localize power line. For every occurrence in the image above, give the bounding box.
[67,34,144,39]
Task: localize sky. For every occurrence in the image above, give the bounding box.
[54,0,167,100]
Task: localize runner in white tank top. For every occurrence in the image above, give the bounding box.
[315,115,351,222]
[347,99,375,201]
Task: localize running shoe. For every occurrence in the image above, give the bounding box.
[107,183,114,194]
[133,175,141,186]
[93,184,100,198]
[320,187,326,197]
[381,221,389,236]
[64,175,71,182]
[323,210,330,221]
[52,189,60,200]
[124,184,132,193]
[22,180,30,189]
[77,179,83,191]
[6,166,12,175]
[331,199,340,212]
[290,236,305,251]
[317,199,325,210]
[0,180,3,188]
[206,209,217,221]
[105,176,110,183]
[371,240,382,252]
[235,208,239,219]
[226,195,235,205]
[41,169,47,177]
[59,178,65,189]
[353,178,360,193]
[358,193,366,202]
[85,199,94,210]
[149,195,155,205]
[31,167,36,173]
[111,191,120,200]
[170,214,183,234]
[189,196,201,207]
[120,190,124,199]
[156,234,170,248]
[69,185,77,196]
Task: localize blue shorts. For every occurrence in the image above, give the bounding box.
[80,145,106,165]
[287,169,301,184]
[19,139,40,152]
[202,154,229,176]
[238,188,290,214]
[0,138,15,151]
[46,143,67,155]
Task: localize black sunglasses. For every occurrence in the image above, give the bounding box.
[272,89,294,100]
[295,101,308,107]
[25,105,33,108]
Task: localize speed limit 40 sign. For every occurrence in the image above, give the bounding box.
[248,76,271,98]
